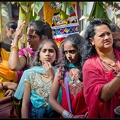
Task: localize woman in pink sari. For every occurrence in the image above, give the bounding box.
[8,20,53,82]
[82,18,120,118]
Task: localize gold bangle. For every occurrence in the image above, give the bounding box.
[10,46,19,51]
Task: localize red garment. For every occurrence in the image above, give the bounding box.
[58,72,88,117]
[83,49,120,118]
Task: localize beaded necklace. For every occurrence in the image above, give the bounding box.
[100,58,120,75]
[66,63,80,85]
[100,59,117,68]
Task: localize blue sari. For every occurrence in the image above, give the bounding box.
[14,65,62,118]
[14,66,58,99]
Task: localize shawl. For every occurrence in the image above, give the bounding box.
[14,66,58,100]
[83,48,120,118]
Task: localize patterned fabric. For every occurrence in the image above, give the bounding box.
[43,2,79,47]
[44,2,77,27]
[52,23,79,47]
[25,72,52,110]
[14,66,61,118]
[14,66,59,100]
[57,68,88,116]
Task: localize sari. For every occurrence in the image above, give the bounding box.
[14,66,61,101]
[17,47,35,82]
[14,65,61,118]
[83,48,120,118]
[57,67,88,117]
[0,42,17,98]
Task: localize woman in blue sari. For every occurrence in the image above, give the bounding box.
[21,39,61,118]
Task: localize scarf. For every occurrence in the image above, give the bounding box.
[66,63,80,68]
[14,66,58,100]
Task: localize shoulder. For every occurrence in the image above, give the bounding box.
[19,47,34,56]
[83,55,100,69]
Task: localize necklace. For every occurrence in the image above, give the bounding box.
[100,58,120,75]
[69,69,79,84]
[100,59,117,68]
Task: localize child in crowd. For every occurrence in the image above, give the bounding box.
[49,33,88,118]
[21,39,61,118]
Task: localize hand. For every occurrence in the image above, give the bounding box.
[4,82,17,91]
[14,20,25,40]
[43,62,54,80]
[4,89,15,97]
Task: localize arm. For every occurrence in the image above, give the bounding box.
[21,81,30,118]
[100,72,120,101]
[0,82,18,97]
[8,20,26,70]
[83,61,120,102]
[49,70,65,115]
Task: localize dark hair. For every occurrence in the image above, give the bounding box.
[60,33,84,81]
[81,18,112,67]
[6,21,17,30]
[109,23,120,33]
[27,20,53,39]
[109,23,120,51]
[32,39,59,66]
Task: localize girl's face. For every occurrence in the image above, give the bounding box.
[90,25,113,52]
[64,41,79,63]
[39,42,56,64]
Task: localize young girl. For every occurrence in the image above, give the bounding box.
[49,33,88,118]
[21,39,61,118]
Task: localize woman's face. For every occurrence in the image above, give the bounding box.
[26,27,42,51]
[39,42,56,64]
[63,41,79,64]
[90,24,113,52]
[6,26,15,40]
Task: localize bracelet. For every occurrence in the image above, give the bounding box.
[10,46,19,51]
[62,110,73,118]
[0,83,5,90]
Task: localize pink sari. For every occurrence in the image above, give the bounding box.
[83,48,120,118]
[17,47,35,82]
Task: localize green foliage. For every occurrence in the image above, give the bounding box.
[88,2,112,22]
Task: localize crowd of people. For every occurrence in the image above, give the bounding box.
[0,16,120,119]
